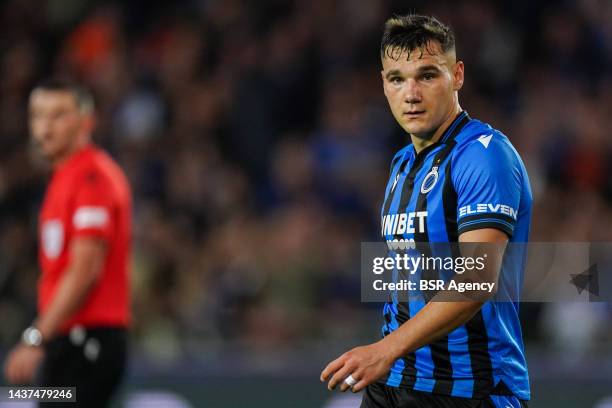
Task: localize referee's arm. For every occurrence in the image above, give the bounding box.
[321,228,507,393]
[4,238,106,385]
[34,237,107,342]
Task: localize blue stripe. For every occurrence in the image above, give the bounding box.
[411,297,434,391]
[450,378,476,398]
[413,376,436,393]
[386,302,404,387]
[448,327,474,397]
[387,357,404,387]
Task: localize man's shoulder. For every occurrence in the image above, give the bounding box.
[69,147,131,200]
[80,147,128,182]
[455,118,507,145]
[389,144,413,167]
[393,144,413,159]
[452,119,519,164]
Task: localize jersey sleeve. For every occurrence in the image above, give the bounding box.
[452,135,521,238]
[71,169,115,241]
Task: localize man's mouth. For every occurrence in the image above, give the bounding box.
[403,110,425,116]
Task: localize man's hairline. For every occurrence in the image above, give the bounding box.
[29,88,93,115]
[381,40,456,65]
[380,49,458,73]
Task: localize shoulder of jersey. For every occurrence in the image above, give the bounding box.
[76,150,116,183]
[453,119,512,157]
[390,144,413,165]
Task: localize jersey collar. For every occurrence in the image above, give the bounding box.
[410,111,471,159]
[54,144,96,174]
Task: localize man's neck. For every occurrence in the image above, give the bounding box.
[52,137,89,168]
[411,105,462,154]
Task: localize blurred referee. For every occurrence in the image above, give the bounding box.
[3,79,131,407]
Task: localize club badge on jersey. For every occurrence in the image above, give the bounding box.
[420,166,439,194]
[42,219,64,259]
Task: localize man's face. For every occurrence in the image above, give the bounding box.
[29,90,88,162]
[381,41,464,139]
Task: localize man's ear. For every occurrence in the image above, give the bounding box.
[80,112,96,138]
[453,61,464,91]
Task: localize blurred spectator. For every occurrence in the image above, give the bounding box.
[0,0,611,369]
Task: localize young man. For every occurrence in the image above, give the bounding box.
[3,79,131,407]
[321,15,531,407]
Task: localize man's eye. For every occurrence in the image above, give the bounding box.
[422,73,436,80]
[390,77,403,84]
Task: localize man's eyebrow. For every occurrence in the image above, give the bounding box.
[417,65,442,73]
[385,69,402,79]
[384,65,443,79]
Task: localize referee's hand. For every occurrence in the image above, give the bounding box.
[3,343,45,385]
[320,340,396,393]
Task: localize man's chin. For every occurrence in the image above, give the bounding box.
[403,125,436,140]
[36,146,58,161]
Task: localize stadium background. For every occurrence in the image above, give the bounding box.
[0,0,611,406]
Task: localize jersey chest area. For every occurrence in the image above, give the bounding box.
[39,176,77,261]
[381,158,456,244]
[41,173,78,220]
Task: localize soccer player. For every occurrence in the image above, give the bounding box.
[321,15,531,407]
[3,79,131,408]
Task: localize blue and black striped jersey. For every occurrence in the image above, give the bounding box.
[380,111,532,400]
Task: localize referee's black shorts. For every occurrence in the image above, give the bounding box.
[361,382,529,408]
[38,326,127,408]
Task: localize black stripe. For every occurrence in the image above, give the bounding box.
[422,146,463,395]
[465,311,494,398]
[392,112,470,233]
[394,111,471,392]
[442,158,459,243]
[383,156,418,387]
[418,142,457,303]
[458,221,514,237]
[394,149,432,389]
[407,114,470,395]
[382,157,410,220]
[429,337,454,385]
[382,310,392,337]
[394,154,428,234]
[394,174,419,388]
[459,213,516,226]
[491,379,514,396]
[440,137,495,398]
[388,155,424,390]
[419,145,456,395]
[441,111,470,144]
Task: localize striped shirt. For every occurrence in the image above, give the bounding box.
[380,111,532,400]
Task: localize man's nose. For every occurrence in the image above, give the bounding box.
[404,79,421,104]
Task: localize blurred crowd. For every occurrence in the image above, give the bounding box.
[1,0,612,363]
